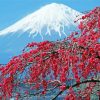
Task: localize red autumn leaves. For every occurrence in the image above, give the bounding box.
[0,7,100,99]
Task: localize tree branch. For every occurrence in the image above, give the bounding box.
[52,79,100,100]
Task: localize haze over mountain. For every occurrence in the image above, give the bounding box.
[0,3,83,63]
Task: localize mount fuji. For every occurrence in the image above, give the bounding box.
[0,3,83,63]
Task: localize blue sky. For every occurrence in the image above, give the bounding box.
[0,0,100,30]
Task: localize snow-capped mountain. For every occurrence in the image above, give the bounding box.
[0,3,82,37]
[0,3,83,63]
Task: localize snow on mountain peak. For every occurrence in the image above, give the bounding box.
[0,3,83,37]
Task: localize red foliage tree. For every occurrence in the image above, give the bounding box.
[0,7,100,100]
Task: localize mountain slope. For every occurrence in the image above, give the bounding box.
[0,3,83,37]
